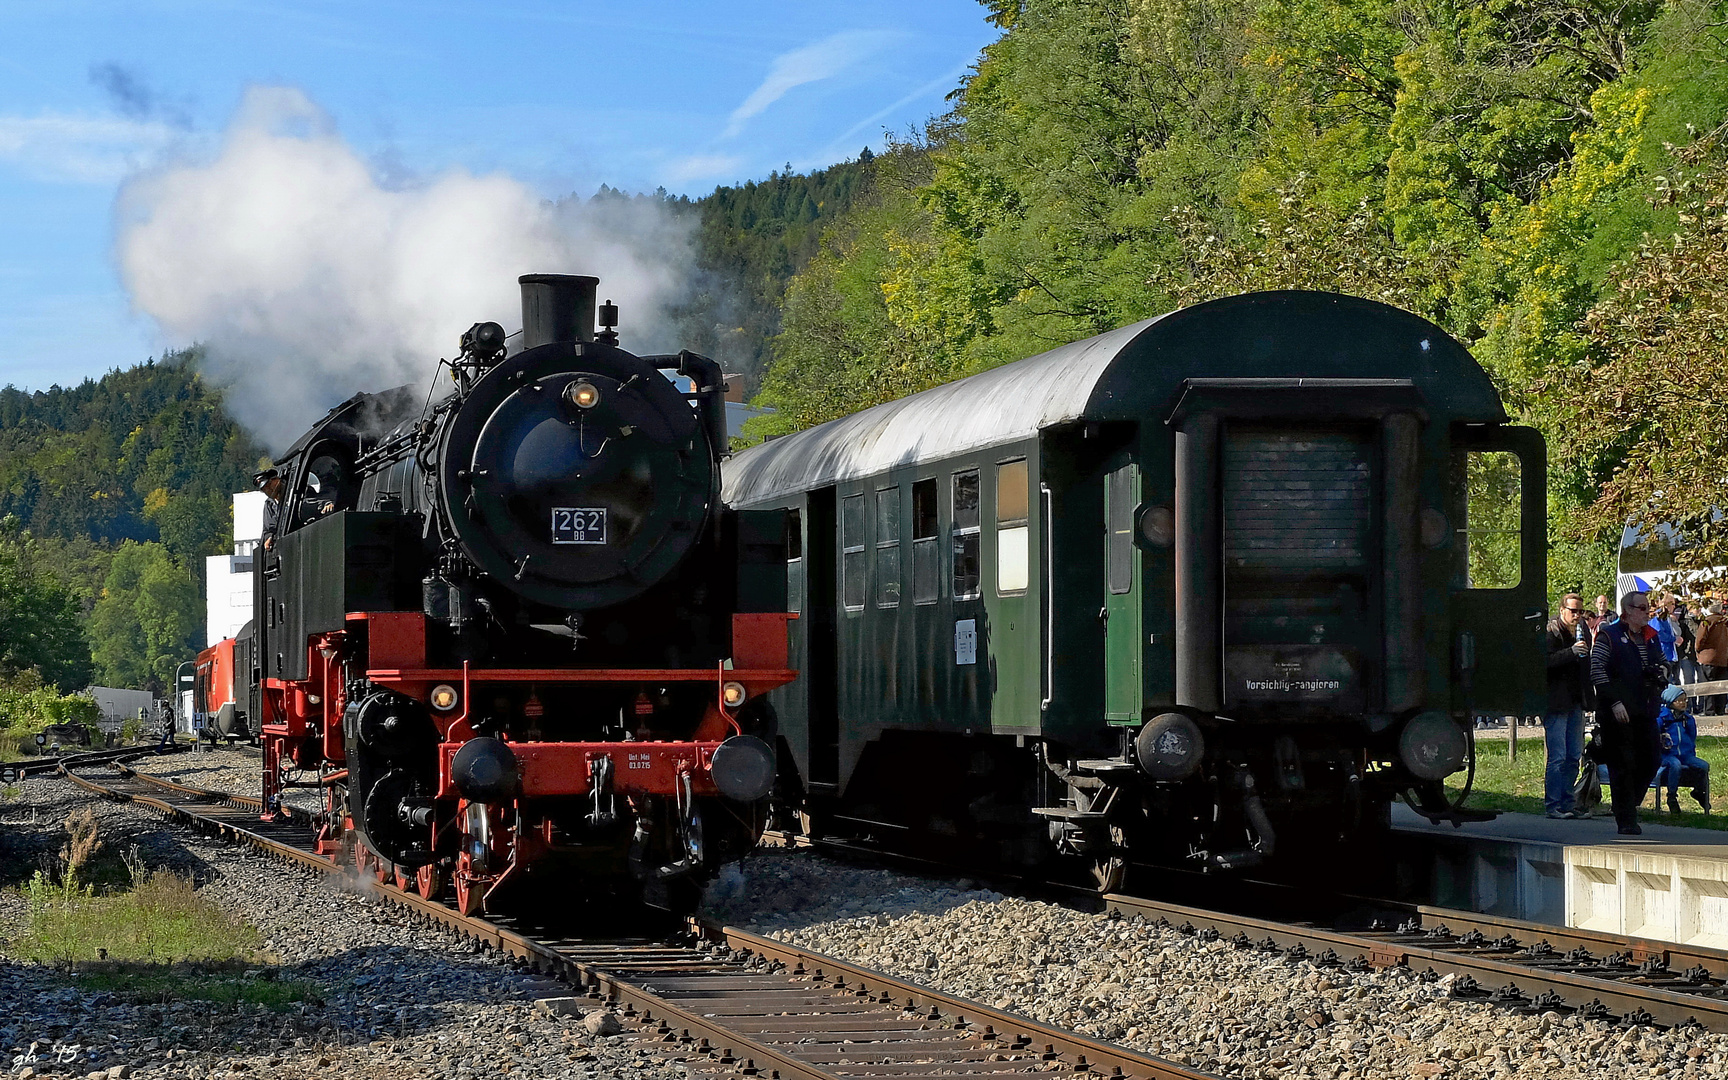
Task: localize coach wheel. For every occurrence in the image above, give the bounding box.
[1092,855,1126,894]
[1091,823,1128,892]
[417,863,445,901]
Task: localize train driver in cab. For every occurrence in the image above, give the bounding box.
[255,468,284,552]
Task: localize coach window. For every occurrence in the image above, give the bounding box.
[953,469,981,601]
[786,507,803,615]
[996,460,1029,594]
[1456,451,1521,589]
[912,479,939,604]
[842,493,867,610]
[877,486,901,607]
[1108,465,1135,595]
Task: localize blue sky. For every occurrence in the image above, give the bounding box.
[0,1,999,392]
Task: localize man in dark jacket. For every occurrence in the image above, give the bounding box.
[255,468,284,554]
[1544,593,1594,818]
[1589,591,1668,835]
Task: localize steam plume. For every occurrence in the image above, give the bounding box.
[117,86,693,450]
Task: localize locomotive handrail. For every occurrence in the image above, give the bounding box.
[364,667,797,682]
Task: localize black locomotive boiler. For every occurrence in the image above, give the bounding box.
[725,291,1546,888]
[248,273,794,913]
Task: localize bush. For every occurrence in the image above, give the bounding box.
[0,670,101,754]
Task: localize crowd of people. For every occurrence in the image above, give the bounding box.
[1545,590,1716,834]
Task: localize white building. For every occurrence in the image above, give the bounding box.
[205,490,265,646]
[84,686,156,732]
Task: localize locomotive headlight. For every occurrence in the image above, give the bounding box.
[721,681,748,708]
[566,380,601,410]
[429,684,460,712]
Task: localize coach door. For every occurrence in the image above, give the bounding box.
[1449,426,1547,719]
[1104,462,1142,723]
[804,486,840,792]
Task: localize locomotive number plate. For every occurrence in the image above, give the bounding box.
[551,507,607,545]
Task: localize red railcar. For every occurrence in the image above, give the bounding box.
[192,634,251,740]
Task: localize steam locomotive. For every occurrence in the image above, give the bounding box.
[205,274,794,913]
[726,291,1547,888]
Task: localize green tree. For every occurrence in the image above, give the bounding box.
[1551,139,1728,584]
[88,541,201,692]
[749,144,969,436]
[0,522,93,691]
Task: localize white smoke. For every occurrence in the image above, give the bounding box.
[116,86,695,450]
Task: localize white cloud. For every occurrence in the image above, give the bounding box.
[725,30,899,138]
[0,113,182,184]
[116,86,699,450]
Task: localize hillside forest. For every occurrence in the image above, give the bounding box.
[4,0,1727,706]
[0,354,259,702]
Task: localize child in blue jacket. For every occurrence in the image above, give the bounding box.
[1658,686,1711,813]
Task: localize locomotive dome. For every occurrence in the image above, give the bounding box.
[723,291,1505,505]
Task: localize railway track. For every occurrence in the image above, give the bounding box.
[1102,893,1728,1032]
[763,827,1728,1032]
[57,758,1219,1080]
[0,743,179,783]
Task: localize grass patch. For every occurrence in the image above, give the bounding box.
[71,970,321,1010]
[1448,732,1727,830]
[15,868,262,968]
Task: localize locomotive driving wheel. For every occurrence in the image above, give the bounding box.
[454,854,483,916]
[416,862,445,901]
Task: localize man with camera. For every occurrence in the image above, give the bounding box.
[1589,590,1670,835]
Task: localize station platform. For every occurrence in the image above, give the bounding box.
[1391,805,1728,947]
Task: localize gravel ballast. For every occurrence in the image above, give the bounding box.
[27,750,1728,1078]
[127,747,320,815]
[0,771,676,1080]
[710,849,1728,1080]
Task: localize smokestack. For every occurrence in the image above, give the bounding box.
[519,274,598,348]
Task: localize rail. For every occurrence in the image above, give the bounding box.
[56,759,1220,1080]
[764,828,1728,1031]
[1103,893,1728,1030]
[0,743,179,784]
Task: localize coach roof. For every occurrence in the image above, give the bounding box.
[722,291,1505,507]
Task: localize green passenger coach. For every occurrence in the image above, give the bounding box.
[724,291,1546,883]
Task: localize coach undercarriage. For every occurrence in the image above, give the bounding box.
[805,714,1456,892]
